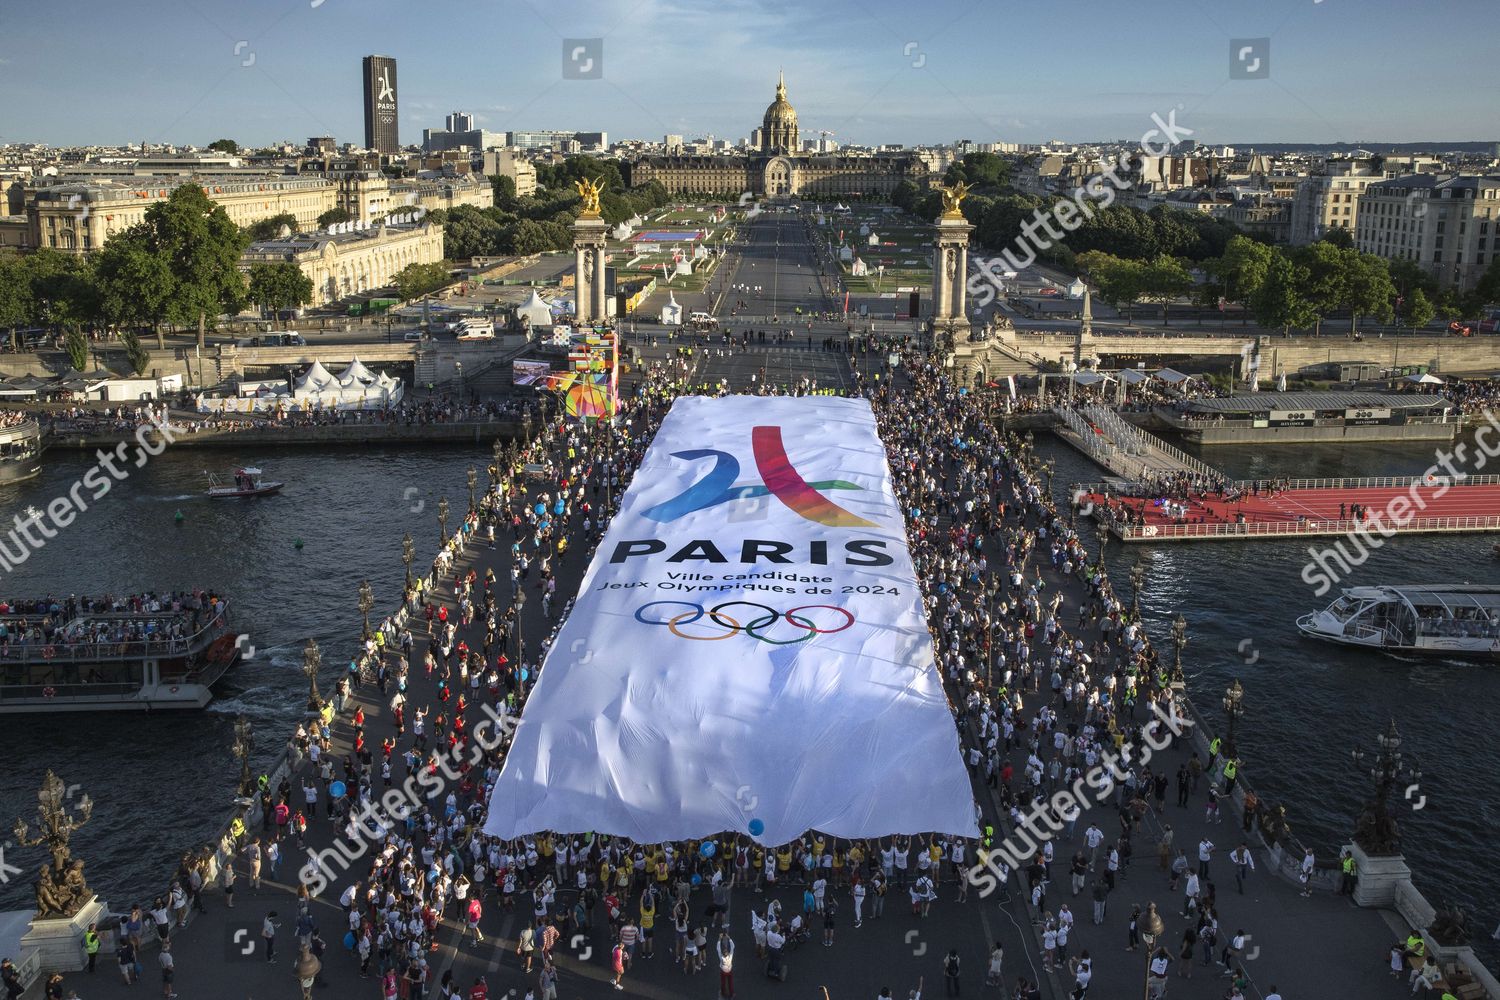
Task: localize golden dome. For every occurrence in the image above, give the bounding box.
[761,71,799,153]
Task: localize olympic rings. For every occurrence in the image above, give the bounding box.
[634,601,855,644]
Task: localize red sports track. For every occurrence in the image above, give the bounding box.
[1081,482,1500,538]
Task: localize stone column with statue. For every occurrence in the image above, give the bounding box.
[572,177,610,324]
[14,771,108,975]
[929,181,974,358]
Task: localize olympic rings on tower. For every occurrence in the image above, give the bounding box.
[634,600,855,644]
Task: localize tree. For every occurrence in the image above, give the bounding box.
[207,139,240,155]
[1293,241,1352,335]
[94,226,175,347]
[1138,255,1195,326]
[509,219,554,256]
[1076,251,1145,321]
[63,328,89,371]
[1213,235,1274,323]
[141,185,250,350]
[1470,260,1500,314]
[490,174,517,207]
[247,212,298,241]
[1324,226,1354,250]
[1400,288,1435,333]
[1340,251,1396,334]
[1251,251,1317,334]
[0,255,31,351]
[246,261,313,316]
[890,180,919,213]
[317,206,353,228]
[393,261,453,303]
[119,328,152,375]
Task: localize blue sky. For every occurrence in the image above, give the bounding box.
[2,0,1496,148]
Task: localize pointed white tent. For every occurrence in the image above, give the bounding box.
[338,358,378,386]
[516,290,553,327]
[295,360,338,392]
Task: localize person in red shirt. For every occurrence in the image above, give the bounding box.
[468,977,488,1000]
[464,897,484,944]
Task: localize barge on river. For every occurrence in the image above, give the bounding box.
[1297,584,1500,658]
[0,596,241,712]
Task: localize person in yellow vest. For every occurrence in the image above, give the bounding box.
[1339,850,1357,896]
[1405,931,1426,961]
[638,889,656,958]
[1208,736,1222,770]
[82,923,100,973]
[1223,757,1240,797]
[229,815,247,848]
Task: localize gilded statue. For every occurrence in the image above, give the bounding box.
[939,180,971,219]
[13,771,94,918]
[575,176,604,218]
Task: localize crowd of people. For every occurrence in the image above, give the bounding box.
[90,342,1323,1000]
[0,590,226,651]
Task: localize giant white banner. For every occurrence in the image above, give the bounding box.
[484,395,977,845]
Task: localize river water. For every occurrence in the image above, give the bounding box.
[1043,426,1500,958]
[2,427,1495,959]
[0,443,483,913]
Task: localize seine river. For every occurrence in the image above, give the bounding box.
[0,428,1495,960]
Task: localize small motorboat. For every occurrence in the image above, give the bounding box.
[205,467,284,498]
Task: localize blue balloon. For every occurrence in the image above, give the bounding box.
[700,841,716,858]
[748,818,765,837]
[691,874,702,886]
[519,668,529,683]
[329,780,347,799]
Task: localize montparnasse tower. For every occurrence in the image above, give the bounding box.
[760,70,800,154]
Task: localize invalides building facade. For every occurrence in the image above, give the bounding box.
[625,73,930,198]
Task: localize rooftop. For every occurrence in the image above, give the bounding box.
[1180,391,1451,413]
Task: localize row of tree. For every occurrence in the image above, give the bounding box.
[1077,235,1500,333]
[431,160,671,261]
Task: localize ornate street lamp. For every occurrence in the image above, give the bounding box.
[437,496,450,544]
[357,579,374,641]
[231,714,254,797]
[522,409,533,443]
[491,438,504,486]
[1170,611,1188,686]
[1141,902,1165,1000]
[1129,563,1146,618]
[294,943,321,1000]
[1222,678,1245,757]
[302,638,322,711]
[402,532,415,590]
[467,466,478,515]
[1351,718,1421,856]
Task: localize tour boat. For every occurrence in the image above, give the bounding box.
[205,467,284,498]
[1297,585,1500,659]
[0,419,43,484]
[0,597,241,713]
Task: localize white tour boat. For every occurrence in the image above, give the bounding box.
[1297,585,1500,658]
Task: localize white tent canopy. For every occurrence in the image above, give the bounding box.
[338,358,377,386]
[516,290,553,327]
[1118,369,1152,384]
[1067,372,1115,386]
[1405,372,1445,385]
[1153,367,1192,384]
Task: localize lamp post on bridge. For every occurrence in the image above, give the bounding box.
[1222,677,1245,758]
[1129,563,1146,619]
[1351,718,1421,856]
[231,714,254,797]
[402,532,415,591]
[1141,902,1165,1000]
[437,496,450,546]
[302,638,322,711]
[357,579,374,641]
[467,466,478,516]
[1170,611,1187,688]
